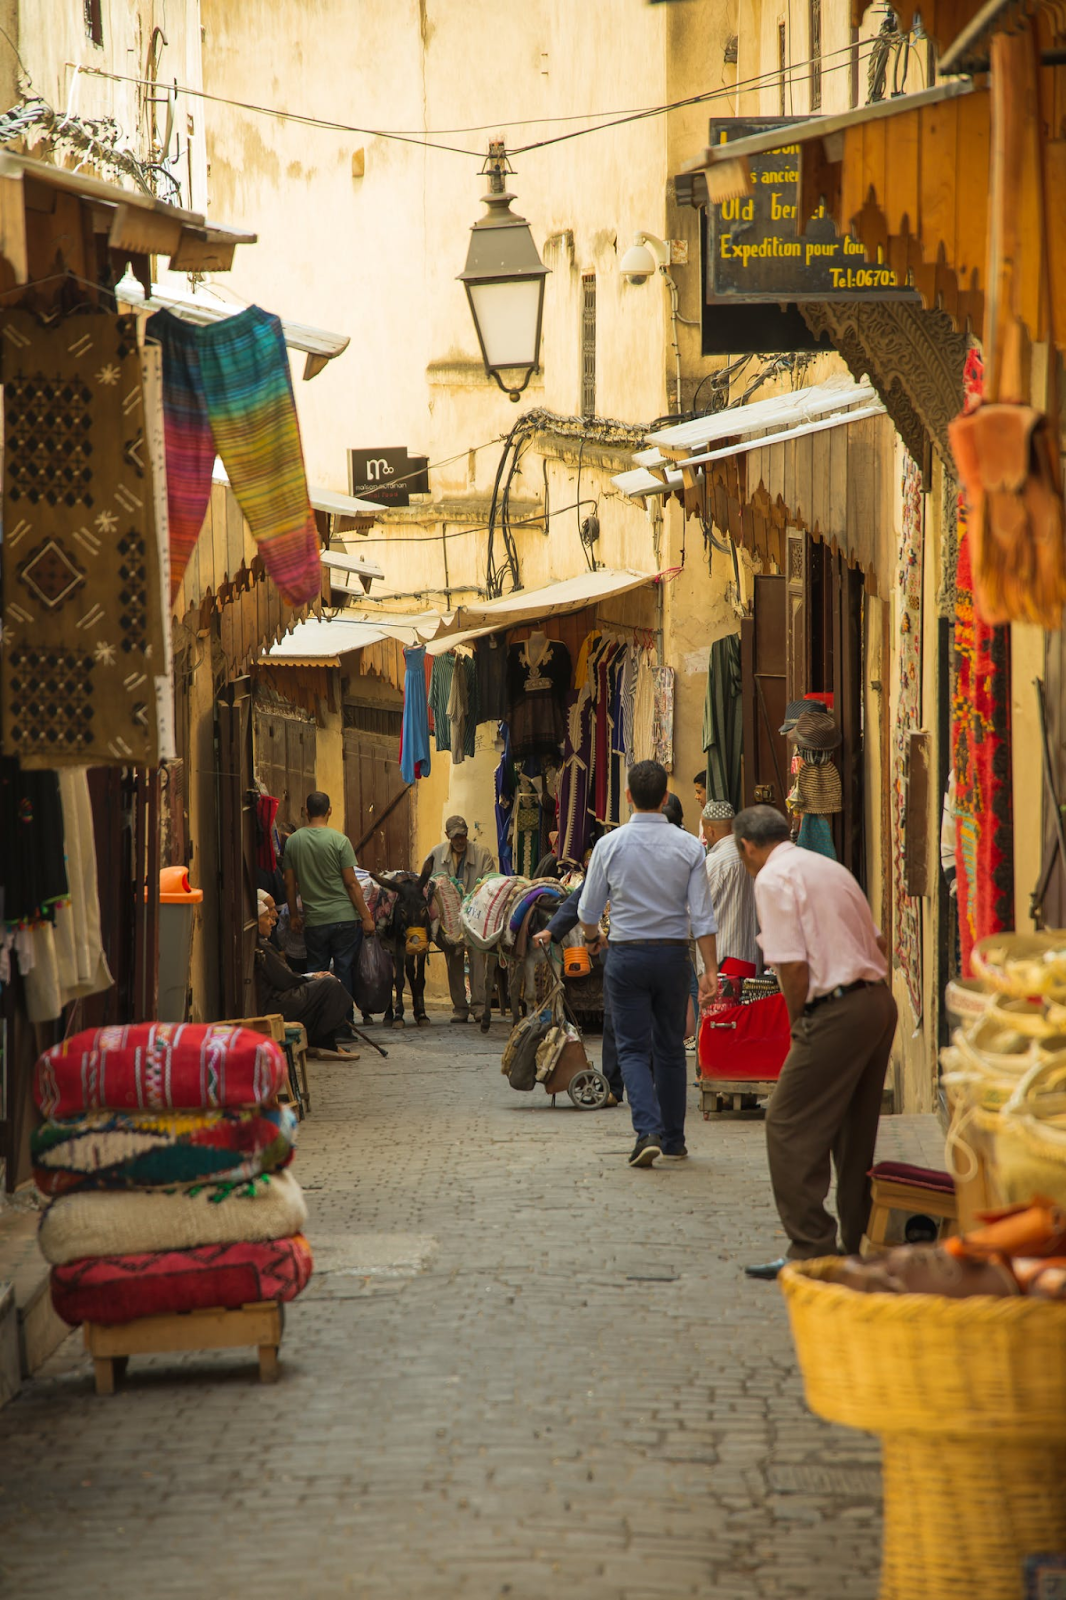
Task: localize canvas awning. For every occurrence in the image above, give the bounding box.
[262,568,664,666]
[116,277,349,380]
[0,149,255,282]
[613,380,894,593]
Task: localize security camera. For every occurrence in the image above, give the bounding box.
[619,231,669,285]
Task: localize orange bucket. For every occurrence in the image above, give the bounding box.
[563,946,592,978]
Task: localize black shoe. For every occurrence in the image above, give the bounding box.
[661,1145,688,1160]
[744,1257,788,1280]
[628,1136,662,1168]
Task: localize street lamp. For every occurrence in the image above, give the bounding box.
[458,141,549,402]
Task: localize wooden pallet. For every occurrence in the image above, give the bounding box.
[699,1078,777,1117]
[83,1301,283,1394]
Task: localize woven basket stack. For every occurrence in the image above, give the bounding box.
[942,931,1066,1219]
[32,1023,314,1329]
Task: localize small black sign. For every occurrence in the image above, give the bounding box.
[705,118,917,304]
[348,447,430,507]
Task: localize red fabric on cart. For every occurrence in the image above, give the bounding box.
[698,992,790,1081]
[49,1234,313,1327]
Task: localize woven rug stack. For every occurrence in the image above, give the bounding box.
[32,1023,313,1327]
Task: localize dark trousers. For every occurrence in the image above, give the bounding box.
[604,944,690,1149]
[599,993,624,1101]
[304,920,363,1002]
[766,984,898,1259]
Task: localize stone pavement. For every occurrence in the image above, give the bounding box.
[0,1013,944,1599]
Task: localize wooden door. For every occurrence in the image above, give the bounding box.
[342,701,411,872]
[218,678,258,1020]
[740,574,789,810]
[253,698,317,829]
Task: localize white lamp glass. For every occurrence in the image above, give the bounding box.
[467,279,543,371]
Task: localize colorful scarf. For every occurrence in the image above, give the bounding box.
[147,306,321,605]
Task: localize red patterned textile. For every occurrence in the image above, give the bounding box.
[952,352,1014,976]
[49,1234,313,1327]
[34,1024,286,1118]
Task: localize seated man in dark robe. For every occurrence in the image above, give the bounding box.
[255,892,359,1058]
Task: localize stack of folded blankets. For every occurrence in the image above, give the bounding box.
[33,1023,313,1327]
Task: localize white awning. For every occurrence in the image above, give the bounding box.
[211,460,380,518]
[637,376,876,464]
[116,276,349,380]
[263,612,434,665]
[614,400,885,499]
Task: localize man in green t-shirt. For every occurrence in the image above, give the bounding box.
[284,791,375,1001]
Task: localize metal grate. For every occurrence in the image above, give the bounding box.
[581,274,596,419]
[809,0,822,109]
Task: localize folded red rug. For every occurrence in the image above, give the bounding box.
[50,1234,314,1326]
[34,1024,286,1117]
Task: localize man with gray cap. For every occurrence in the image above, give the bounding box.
[701,801,760,973]
[422,817,496,1023]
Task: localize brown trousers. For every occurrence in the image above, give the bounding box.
[765,983,898,1259]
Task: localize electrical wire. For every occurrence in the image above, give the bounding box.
[69,39,892,164]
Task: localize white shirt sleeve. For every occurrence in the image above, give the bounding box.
[687,850,718,939]
[577,839,610,926]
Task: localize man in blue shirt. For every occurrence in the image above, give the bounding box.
[579,760,718,1167]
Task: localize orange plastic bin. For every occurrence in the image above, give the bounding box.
[158,867,203,1022]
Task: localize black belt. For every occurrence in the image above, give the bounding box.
[804,979,880,1015]
[610,939,690,948]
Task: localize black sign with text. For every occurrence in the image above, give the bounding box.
[348,447,430,507]
[705,118,916,303]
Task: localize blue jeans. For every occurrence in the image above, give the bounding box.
[604,943,690,1149]
[304,920,362,1002]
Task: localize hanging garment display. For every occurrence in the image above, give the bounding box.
[1,310,166,768]
[632,648,657,765]
[703,632,743,813]
[447,652,470,766]
[147,306,320,605]
[494,722,516,875]
[474,633,508,724]
[557,687,593,865]
[400,644,431,783]
[0,758,68,924]
[507,635,572,760]
[591,639,621,822]
[893,452,924,1021]
[141,339,176,762]
[53,767,112,1008]
[512,776,543,880]
[652,666,675,772]
[428,653,456,752]
[954,498,1014,976]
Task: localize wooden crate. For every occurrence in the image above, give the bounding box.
[83,1301,283,1394]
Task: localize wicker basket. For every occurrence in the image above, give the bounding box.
[992,1056,1066,1207]
[972,930,1066,1002]
[780,1258,1066,1599]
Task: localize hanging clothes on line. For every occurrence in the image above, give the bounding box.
[400,644,431,783]
[428,653,455,752]
[507,634,571,761]
[147,305,321,606]
[494,722,516,875]
[703,632,743,813]
[474,634,508,725]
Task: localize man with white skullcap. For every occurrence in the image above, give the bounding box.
[701,800,760,973]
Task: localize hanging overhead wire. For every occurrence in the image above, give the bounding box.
[68,37,892,164]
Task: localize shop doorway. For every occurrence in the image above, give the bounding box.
[740,574,789,811]
[253,692,318,830]
[343,698,412,872]
[217,677,259,1020]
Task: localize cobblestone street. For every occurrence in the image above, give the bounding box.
[0,1014,897,1599]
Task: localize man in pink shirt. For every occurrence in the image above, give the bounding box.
[733,805,897,1279]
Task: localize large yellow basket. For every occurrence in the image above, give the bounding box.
[780,1258,1066,1600]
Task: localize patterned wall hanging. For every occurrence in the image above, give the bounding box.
[892,452,924,1021]
[1,311,166,768]
[952,350,1014,974]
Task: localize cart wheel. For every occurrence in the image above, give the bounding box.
[568,1068,610,1110]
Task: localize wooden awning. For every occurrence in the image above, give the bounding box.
[0,149,255,290]
[683,71,1066,365]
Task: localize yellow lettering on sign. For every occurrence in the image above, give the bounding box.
[770,191,796,221]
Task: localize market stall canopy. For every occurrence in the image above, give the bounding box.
[423,568,665,653]
[613,377,893,594]
[321,550,386,596]
[679,79,1060,361]
[262,613,438,666]
[0,149,255,284]
[116,277,349,380]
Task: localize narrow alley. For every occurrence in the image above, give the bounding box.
[0,1013,910,1600]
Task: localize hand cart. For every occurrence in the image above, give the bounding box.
[697,989,790,1117]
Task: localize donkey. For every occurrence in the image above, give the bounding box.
[368,867,435,1028]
